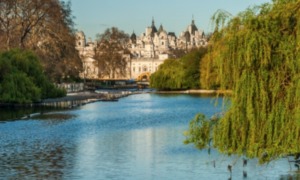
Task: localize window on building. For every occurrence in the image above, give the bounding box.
[143,66,147,72]
[133,67,135,72]
[139,67,141,72]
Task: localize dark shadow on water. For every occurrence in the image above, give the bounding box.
[31,113,76,120]
[0,107,73,121]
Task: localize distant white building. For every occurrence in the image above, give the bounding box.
[76,19,207,81]
[178,19,207,49]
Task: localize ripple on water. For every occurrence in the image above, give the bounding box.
[0,94,296,179]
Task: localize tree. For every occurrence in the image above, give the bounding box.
[200,46,221,90]
[0,49,66,104]
[94,27,130,79]
[150,48,207,90]
[0,0,82,81]
[169,48,186,59]
[181,48,207,89]
[150,59,184,90]
[185,0,300,164]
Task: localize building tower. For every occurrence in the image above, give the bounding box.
[76,31,86,48]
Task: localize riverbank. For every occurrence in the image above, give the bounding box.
[0,89,230,109]
[41,90,136,108]
[155,89,232,95]
[0,90,138,121]
[0,89,226,121]
[0,90,135,109]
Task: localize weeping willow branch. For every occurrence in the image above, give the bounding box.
[186,0,300,164]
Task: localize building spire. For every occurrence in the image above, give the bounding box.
[192,14,195,25]
[152,17,155,26]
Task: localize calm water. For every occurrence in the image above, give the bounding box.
[0,94,298,179]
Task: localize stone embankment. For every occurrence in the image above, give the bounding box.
[41,90,135,108]
[0,89,230,109]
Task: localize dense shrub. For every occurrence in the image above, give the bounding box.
[150,48,207,90]
[0,49,66,104]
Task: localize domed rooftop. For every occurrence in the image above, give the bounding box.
[76,31,85,38]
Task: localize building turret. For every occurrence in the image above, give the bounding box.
[158,24,164,34]
[76,31,86,48]
[150,18,158,37]
[130,31,137,44]
[188,19,198,35]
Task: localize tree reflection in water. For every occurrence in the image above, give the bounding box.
[0,144,74,179]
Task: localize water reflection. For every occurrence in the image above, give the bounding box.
[0,107,70,121]
[32,113,76,120]
[0,107,36,121]
[0,143,74,179]
[0,94,298,179]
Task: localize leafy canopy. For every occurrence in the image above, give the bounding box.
[185,0,300,163]
[150,48,207,90]
[0,49,66,104]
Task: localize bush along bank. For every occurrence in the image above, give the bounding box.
[0,49,66,105]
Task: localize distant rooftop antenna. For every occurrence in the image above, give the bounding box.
[192,14,195,24]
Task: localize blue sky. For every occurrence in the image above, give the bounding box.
[70,0,271,39]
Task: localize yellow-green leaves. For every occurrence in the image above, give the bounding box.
[184,114,212,149]
[189,0,300,164]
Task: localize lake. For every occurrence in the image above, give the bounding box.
[0,93,297,179]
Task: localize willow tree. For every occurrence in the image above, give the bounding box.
[150,59,184,90]
[185,0,300,163]
[150,48,207,90]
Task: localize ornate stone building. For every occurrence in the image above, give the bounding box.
[76,31,98,79]
[177,19,207,49]
[76,19,207,81]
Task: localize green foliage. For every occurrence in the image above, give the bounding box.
[150,48,207,90]
[186,1,300,164]
[0,73,41,103]
[182,48,207,89]
[0,49,66,104]
[184,114,212,149]
[150,59,184,90]
[200,47,221,89]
